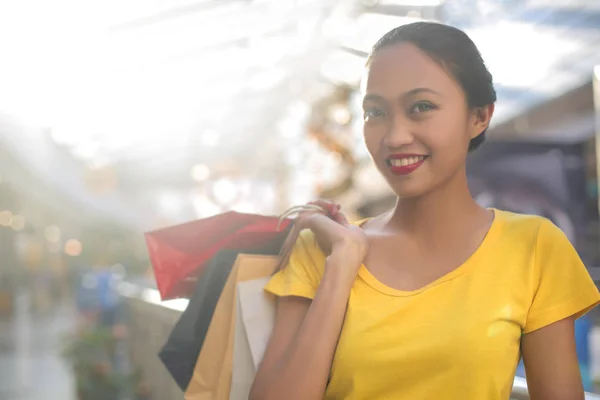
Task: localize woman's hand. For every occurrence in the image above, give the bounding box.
[297,200,368,284]
[250,201,366,400]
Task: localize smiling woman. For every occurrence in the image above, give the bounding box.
[361,22,497,200]
[250,21,600,400]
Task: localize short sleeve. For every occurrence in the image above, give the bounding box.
[523,219,600,334]
[264,229,327,300]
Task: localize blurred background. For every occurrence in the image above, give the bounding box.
[1,0,600,399]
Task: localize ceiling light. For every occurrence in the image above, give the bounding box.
[65,239,83,257]
[10,215,25,231]
[191,164,210,182]
[210,179,240,205]
[330,105,352,125]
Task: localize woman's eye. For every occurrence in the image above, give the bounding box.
[363,108,385,121]
[409,101,436,114]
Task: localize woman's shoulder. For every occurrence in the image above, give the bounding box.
[291,228,326,268]
[494,208,545,222]
[494,208,548,231]
[493,208,569,246]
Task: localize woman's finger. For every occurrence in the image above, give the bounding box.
[334,211,350,226]
[308,200,339,218]
[307,199,350,226]
[329,206,349,226]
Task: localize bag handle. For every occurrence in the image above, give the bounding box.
[276,204,327,231]
[274,204,331,272]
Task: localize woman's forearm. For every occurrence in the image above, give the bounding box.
[251,258,355,400]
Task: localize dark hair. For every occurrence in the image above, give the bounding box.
[367,22,496,152]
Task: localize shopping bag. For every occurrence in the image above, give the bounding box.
[229,279,264,399]
[160,203,333,391]
[229,277,274,400]
[145,212,294,300]
[238,277,275,369]
[146,201,335,300]
[184,254,281,400]
[158,249,267,391]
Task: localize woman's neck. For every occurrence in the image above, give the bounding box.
[385,169,489,243]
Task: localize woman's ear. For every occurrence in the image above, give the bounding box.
[470,104,495,139]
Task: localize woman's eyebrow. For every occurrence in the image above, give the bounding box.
[404,87,443,97]
[362,94,386,106]
[363,88,443,106]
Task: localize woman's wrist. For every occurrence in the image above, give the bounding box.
[300,212,326,230]
[323,249,362,290]
[331,239,368,265]
[321,262,356,295]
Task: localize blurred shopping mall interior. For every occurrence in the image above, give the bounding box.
[1,0,600,399]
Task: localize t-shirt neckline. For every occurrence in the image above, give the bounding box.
[356,208,504,297]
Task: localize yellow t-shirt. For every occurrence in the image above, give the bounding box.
[264,209,600,400]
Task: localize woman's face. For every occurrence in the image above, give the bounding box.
[362,43,491,198]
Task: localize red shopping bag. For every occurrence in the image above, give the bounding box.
[145,212,293,300]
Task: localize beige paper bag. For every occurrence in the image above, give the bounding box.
[184,254,279,400]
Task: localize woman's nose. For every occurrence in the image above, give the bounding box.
[383,118,414,148]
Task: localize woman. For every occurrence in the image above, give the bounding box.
[250,22,600,400]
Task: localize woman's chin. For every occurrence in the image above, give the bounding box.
[388,182,431,199]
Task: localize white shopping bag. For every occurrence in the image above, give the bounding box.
[229,277,275,400]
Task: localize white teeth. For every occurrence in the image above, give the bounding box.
[390,156,425,167]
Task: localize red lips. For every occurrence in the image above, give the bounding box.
[386,153,428,176]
